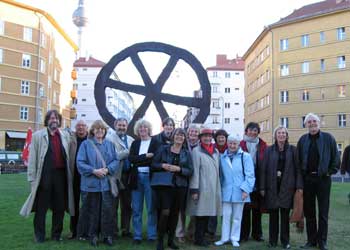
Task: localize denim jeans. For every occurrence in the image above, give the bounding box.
[132,172,157,240]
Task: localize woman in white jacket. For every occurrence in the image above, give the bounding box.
[215,134,255,247]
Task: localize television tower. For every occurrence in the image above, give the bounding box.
[72,0,88,58]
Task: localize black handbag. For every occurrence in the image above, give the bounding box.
[150,171,174,187]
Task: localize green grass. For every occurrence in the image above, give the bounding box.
[0,174,349,250]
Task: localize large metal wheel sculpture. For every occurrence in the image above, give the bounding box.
[95,42,211,135]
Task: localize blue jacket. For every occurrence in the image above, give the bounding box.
[220,148,255,203]
[77,138,118,192]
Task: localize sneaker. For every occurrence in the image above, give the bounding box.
[232,241,240,247]
[215,240,229,246]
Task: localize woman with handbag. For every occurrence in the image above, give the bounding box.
[151,128,193,250]
[76,120,118,247]
[259,126,303,249]
[128,119,158,244]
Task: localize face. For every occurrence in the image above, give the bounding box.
[227,140,239,152]
[188,128,199,142]
[275,128,287,144]
[75,121,87,137]
[94,127,106,140]
[48,113,59,130]
[115,120,127,136]
[246,127,259,138]
[163,122,175,137]
[306,117,320,135]
[200,134,212,145]
[173,132,185,145]
[216,135,227,146]
[138,124,150,138]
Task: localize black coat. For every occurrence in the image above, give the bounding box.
[341,145,350,175]
[260,144,303,209]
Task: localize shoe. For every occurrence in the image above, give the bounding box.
[34,235,45,243]
[104,236,113,246]
[254,236,264,242]
[319,243,328,250]
[133,239,142,245]
[177,237,185,243]
[232,241,240,247]
[148,238,157,243]
[52,236,63,242]
[90,236,98,247]
[122,231,132,238]
[194,240,210,247]
[168,241,179,249]
[283,243,291,249]
[300,242,317,249]
[215,240,228,246]
[68,233,76,240]
[78,236,87,241]
[268,242,277,248]
[240,237,248,243]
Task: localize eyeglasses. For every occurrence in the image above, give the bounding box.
[94,127,105,130]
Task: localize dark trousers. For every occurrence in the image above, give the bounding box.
[207,216,218,235]
[33,168,67,240]
[240,207,263,240]
[195,216,209,243]
[303,175,331,246]
[118,173,132,234]
[70,173,81,236]
[269,208,290,245]
[80,191,115,239]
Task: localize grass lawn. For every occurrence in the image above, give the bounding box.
[0,174,349,250]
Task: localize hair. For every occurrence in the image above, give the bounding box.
[273,125,289,143]
[303,113,320,125]
[114,118,128,127]
[171,128,187,146]
[245,122,261,134]
[214,129,228,140]
[88,120,108,139]
[75,120,87,127]
[44,109,62,127]
[187,123,200,133]
[162,117,175,127]
[133,119,153,137]
[227,134,241,143]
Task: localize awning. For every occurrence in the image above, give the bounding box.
[6,131,27,139]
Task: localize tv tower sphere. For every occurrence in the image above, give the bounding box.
[72,0,88,28]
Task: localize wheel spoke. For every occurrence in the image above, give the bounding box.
[105,79,147,96]
[159,93,203,107]
[154,55,179,92]
[130,53,154,88]
[153,101,169,120]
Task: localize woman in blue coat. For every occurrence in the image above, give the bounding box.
[215,134,255,247]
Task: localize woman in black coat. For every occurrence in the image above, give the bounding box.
[260,126,303,249]
[151,128,193,250]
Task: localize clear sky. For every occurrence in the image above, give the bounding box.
[16,0,321,131]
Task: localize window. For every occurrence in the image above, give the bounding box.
[338,85,346,97]
[224,118,230,124]
[266,95,270,105]
[302,116,306,128]
[82,83,88,86]
[280,117,289,128]
[0,19,4,35]
[212,86,218,93]
[337,27,346,41]
[338,144,343,155]
[53,91,58,104]
[280,64,289,76]
[321,88,326,99]
[235,88,239,91]
[235,72,240,75]
[47,99,51,110]
[266,45,270,56]
[338,114,346,127]
[234,102,239,105]
[338,56,346,69]
[225,72,231,78]
[83,68,88,71]
[22,54,31,68]
[224,102,230,109]
[224,88,230,93]
[38,109,42,123]
[302,90,310,101]
[0,77,2,91]
[266,70,270,81]
[81,114,86,117]
[320,59,325,71]
[21,80,30,95]
[0,48,3,63]
[212,116,219,124]
[212,100,220,108]
[20,106,29,120]
[234,118,239,121]
[301,34,310,47]
[40,33,46,48]
[280,91,289,103]
[82,98,87,102]
[39,85,44,97]
[260,98,264,108]
[49,52,53,65]
[40,59,45,73]
[302,61,310,73]
[320,31,325,43]
[280,39,288,51]
[48,77,52,89]
[213,71,218,78]
[23,27,32,42]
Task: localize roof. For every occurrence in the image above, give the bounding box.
[243,0,350,59]
[73,56,105,67]
[1,0,78,52]
[207,54,245,71]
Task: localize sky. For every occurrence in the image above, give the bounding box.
[16,0,321,131]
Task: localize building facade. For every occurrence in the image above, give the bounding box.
[0,0,78,151]
[204,54,245,136]
[71,57,134,130]
[244,0,350,152]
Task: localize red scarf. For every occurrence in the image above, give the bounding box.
[215,143,227,154]
[201,142,215,155]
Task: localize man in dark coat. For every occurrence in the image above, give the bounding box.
[341,144,350,175]
[297,113,340,250]
[240,122,267,242]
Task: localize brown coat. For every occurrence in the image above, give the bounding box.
[260,144,303,209]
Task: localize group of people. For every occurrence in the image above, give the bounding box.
[20,110,344,250]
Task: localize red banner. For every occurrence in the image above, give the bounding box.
[22,128,32,167]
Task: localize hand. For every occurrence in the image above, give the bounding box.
[146,153,154,158]
[169,165,181,172]
[102,167,109,175]
[242,192,248,201]
[162,163,171,171]
[260,190,265,197]
[192,193,199,201]
[93,169,106,178]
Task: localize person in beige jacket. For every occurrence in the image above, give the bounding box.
[20,110,74,243]
[186,128,222,247]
